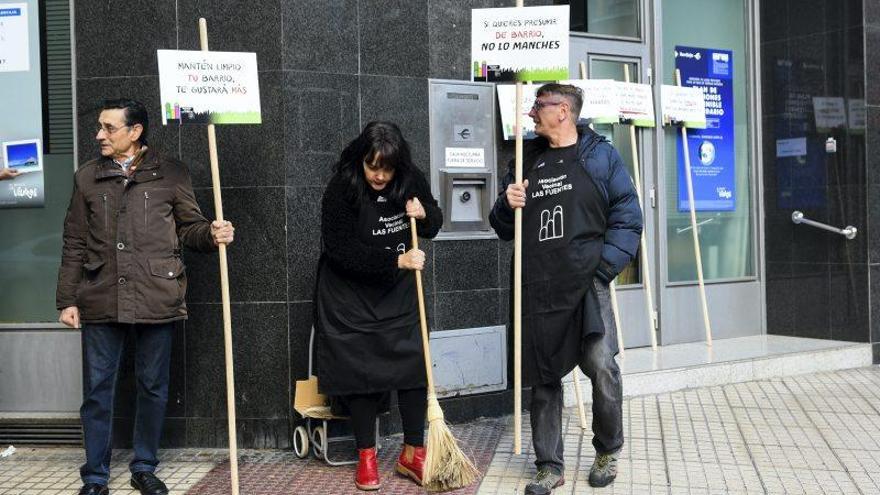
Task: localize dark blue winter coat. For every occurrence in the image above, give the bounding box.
[490,125,643,282]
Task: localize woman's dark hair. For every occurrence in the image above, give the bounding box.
[102,98,149,145]
[333,121,423,207]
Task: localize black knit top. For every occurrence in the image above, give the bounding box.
[320,171,443,284]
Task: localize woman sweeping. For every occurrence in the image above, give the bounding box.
[315,121,443,491]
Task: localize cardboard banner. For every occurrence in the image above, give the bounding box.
[660,85,706,128]
[673,46,735,212]
[617,82,656,127]
[812,96,846,130]
[497,80,639,140]
[564,79,620,125]
[471,5,569,82]
[157,50,262,125]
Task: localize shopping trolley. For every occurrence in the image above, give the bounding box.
[293,326,380,465]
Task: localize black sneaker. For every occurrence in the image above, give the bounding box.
[78,483,109,495]
[524,468,565,495]
[588,451,620,487]
[130,471,169,495]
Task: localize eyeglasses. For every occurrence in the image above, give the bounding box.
[531,100,565,112]
[95,124,130,135]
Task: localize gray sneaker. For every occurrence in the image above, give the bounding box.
[524,467,564,495]
[588,451,619,487]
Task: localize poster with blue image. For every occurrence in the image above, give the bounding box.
[675,46,736,212]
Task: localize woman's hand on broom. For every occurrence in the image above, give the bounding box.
[405,197,426,219]
[398,248,426,271]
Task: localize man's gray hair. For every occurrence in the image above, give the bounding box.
[535,83,584,121]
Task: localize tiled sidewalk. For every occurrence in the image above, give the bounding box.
[2,367,880,494]
[479,366,880,494]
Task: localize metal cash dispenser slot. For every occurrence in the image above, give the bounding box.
[428,79,497,239]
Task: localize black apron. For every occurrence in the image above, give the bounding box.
[315,191,427,396]
[521,144,607,386]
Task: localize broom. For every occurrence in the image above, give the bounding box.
[410,217,480,491]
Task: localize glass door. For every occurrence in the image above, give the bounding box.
[570,35,656,349]
[655,0,763,344]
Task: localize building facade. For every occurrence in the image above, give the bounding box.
[1,0,879,448]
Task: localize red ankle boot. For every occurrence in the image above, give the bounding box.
[395,444,427,485]
[355,447,380,491]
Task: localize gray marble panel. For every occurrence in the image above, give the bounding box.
[434,239,498,292]
[289,302,314,386]
[435,289,501,330]
[287,186,324,302]
[284,71,360,187]
[359,75,430,175]
[872,265,880,343]
[791,263,831,340]
[184,187,287,303]
[185,303,289,420]
[868,107,880,186]
[76,77,180,165]
[360,0,428,78]
[830,265,869,342]
[185,418,290,448]
[868,28,880,105]
[182,71,284,188]
[870,184,880,264]
[427,0,494,80]
[282,0,358,73]
[74,0,176,78]
[868,0,880,27]
[177,0,283,70]
[765,262,796,337]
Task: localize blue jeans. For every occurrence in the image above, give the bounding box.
[531,278,623,475]
[79,322,173,485]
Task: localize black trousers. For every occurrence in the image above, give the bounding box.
[347,387,427,449]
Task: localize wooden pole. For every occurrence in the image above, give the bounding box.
[579,61,625,358]
[623,64,658,350]
[512,0,525,455]
[198,18,240,495]
[675,69,713,346]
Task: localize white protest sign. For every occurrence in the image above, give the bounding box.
[157,50,261,125]
[661,85,706,128]
[562,79,619,124]
[472,5,569,83]
[497,83,538,141]
[617,82,656,127]
[445,147,485,168]
[848,98,866,130]
[0,4,29,72]
[812,97,846,130]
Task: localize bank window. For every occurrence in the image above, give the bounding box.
[0,0,74,324]
[555,0,641,40]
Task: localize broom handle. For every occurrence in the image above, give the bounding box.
[675,69,713,346]
[623,64,658,350]
[199,18,239,495]
[410,217,436,394]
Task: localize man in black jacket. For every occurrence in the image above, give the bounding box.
[490,84,642,493]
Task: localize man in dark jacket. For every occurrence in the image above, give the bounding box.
[57,99,235,495]
[490,84,642,493]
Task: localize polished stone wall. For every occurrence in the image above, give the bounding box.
[74,0,526,448]
[760,0,880,360]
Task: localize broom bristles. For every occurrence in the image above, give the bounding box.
[422,397,480,492]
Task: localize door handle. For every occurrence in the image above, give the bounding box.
[791,211,857,240]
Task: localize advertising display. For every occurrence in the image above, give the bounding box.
[471,5,569,83]
[0,0,43,208]
[674,46,736,212]
[157,49,262,125]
